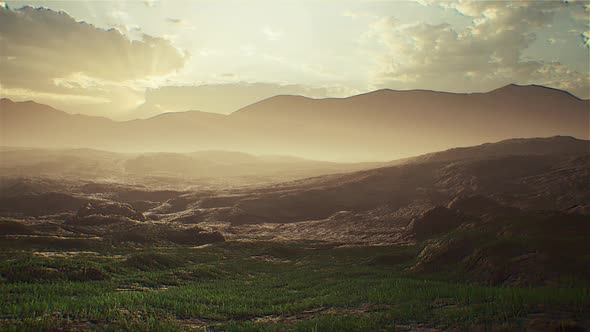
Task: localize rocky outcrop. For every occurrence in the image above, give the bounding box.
[76,202,145,221]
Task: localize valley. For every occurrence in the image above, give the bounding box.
[1,136,589,330]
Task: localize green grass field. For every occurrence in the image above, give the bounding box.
[1,241,589,331]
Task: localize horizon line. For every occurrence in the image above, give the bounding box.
[1,82,587,122]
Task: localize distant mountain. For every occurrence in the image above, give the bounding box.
[0,98,229,153]
[1,84,588,161]
[231,84,588,160]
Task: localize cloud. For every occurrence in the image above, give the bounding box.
[370,1,589,98]
[109,9,129,21]
[0,84,111,105]
[218,73,237,79]
[582,31,590,48]
[562,1,589,47]
[166,17,183,24]
[0,5,188,116]
[341,9,377,20]
[143,0,157,8]
[568,1,589,23]
[262,26,283,41]
[0,6,187,85]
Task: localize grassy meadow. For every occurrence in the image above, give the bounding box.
[1,241,589,331]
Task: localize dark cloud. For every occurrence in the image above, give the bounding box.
[372,1,589,98]
[0,5,187,91]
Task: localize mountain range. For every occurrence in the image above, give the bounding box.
[2,84,588,161]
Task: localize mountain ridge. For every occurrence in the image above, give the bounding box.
[2,84,588,161]
[2,84,587,122]
[233,83,587,116]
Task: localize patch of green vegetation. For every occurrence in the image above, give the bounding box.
[0,254,113,283]
[368,245,419,267]
[124,252,186,271]
[1,241,589,331]
[0,236,107,251]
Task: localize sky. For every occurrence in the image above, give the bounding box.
[0,0,589,119]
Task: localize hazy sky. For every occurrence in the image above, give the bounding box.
[1,0,588,119]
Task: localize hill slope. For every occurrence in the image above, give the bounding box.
[199,136,589,224]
